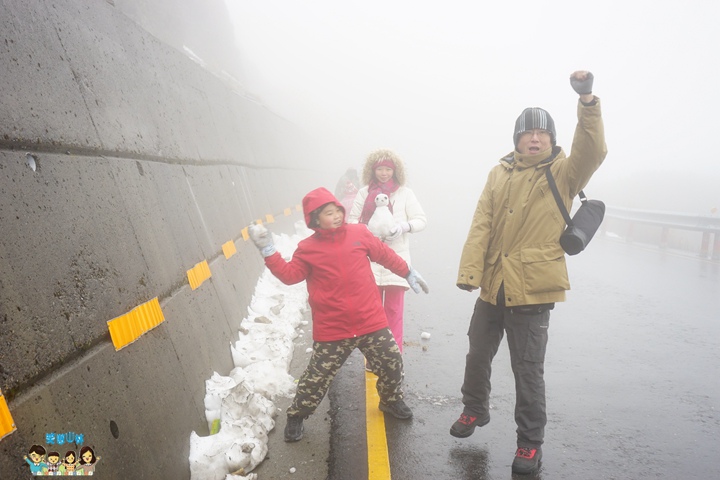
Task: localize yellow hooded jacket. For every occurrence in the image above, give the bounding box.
[457,98,607,307]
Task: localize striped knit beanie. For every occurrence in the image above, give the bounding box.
[513,107,556,147]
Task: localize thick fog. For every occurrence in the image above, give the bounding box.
[116,6,717,476]
[220,0,720,228]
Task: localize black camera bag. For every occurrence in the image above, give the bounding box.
[545,168,605,256]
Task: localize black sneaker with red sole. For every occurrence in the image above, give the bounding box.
[511,446,542,474]
[449,412,490,438]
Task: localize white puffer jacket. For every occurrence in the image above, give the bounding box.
[348,185,427,287]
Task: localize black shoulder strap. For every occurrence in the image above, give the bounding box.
[544,167,583,227]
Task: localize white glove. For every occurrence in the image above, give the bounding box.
[248,224,277,257]
[385,221,410,242]
[406,267,429,294]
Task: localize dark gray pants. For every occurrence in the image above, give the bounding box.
[288,327,404,418]
[461,297,550,448]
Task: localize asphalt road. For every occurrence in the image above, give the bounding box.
[327,236,720,480]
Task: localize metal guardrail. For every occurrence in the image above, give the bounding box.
[604,206,720,260]
[605,206,720,233]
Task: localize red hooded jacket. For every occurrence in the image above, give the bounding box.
[264,187,411,341]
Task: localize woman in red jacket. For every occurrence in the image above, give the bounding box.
[249,187,428,442]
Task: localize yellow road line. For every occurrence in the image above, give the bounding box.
[365,368,391,479]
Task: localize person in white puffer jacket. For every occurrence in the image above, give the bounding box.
[348,149,427,353]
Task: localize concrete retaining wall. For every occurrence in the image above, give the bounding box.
[0,0,329,477]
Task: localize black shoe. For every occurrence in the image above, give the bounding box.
[379,399,413,419]
[511,446,542,474]
[284,415,304,442]
[449,412,490,438]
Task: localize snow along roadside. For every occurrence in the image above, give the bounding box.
[188,221,313,480]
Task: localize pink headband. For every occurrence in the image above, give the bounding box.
[374,158,395,170]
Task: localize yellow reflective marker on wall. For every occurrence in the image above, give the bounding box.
[0,388,16,441]
[187,260,211,290]
[241,227,249,241]
[265,214,275,224]
[222,240,237,259]
[107,297,165,351]
[296,204,302,212]
[284,208,291,216]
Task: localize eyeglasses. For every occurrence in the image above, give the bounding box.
[520,129,551,138]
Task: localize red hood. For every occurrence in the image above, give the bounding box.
[302,187,345,228]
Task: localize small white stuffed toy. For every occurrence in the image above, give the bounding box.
[367,194,395,241]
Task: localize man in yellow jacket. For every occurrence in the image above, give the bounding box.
[450,71,607,475]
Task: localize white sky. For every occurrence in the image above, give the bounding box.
[224,0,720,212]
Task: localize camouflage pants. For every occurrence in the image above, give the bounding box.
[287,327,404,418]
